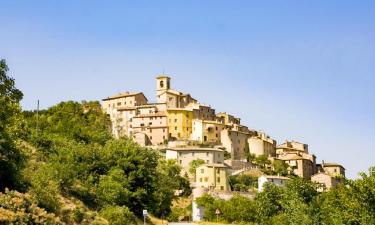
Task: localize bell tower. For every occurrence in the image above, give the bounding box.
[156,75,171,103]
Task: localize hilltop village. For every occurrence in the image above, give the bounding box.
[102,75,345,220]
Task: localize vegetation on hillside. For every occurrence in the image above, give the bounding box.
[197,173,375,224]
[1,59,375,224]
[0,59,190,224]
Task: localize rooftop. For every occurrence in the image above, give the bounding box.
[102,92,147,101]
[166,147,223,152]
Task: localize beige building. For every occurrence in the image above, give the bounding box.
[130,112,168,146]
[248,132,276,157]
[196,164,230,191]
[221,129,251,160]
[102,92,148,138]
[191,119,225,144]
[317,162,345,177]
[311,173,344,192]
[192,103,216,121]
[276,140,309,156]
[102,92,148,114]
[165,147,225,177]
[217,112,241,125]
[278,151,317,179]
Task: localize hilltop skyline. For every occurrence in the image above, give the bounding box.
[1,1,375,178]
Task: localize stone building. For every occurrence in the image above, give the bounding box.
[276,140,309,155]
[311,173,344,192]
[248,132,276,157]
[102,92,148,138]
[191,119,225,144]
[221,129,251,160]
[156,75,197,108]
[278,151,317,179]
[317,162,345,177]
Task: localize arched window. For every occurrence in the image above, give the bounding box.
[160,80,164,88]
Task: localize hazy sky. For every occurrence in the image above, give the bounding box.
[1,0,374,178]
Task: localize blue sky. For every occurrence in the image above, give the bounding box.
[1,0,374,178]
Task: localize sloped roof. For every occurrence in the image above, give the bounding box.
[103,92,148,101]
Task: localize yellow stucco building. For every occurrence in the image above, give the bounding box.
[196,164,230,191]
[166,108,194,140]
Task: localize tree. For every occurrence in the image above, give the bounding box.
[0,59,25,190]
[273,160,289,176]
[189,159,205,180]
[255,155,271,169]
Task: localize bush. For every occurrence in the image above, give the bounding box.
[100,205,135,225]
[0,189,63,224]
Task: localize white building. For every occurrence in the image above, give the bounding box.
[258,175,290,192]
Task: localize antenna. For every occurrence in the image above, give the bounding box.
[36,100,39,136]
[162,68,165,75]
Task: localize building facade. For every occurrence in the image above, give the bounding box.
[196,164,230,191]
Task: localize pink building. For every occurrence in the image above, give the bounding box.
[130,112,168,146]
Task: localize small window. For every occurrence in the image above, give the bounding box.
[201,169,204,173]
[174,119,177,122]
[150,136,152,140]
[175,127,177,131]
[117,102,121,106]
[221,186,224,190]
[199,178,203,182]
[217,177,220,182]
[204,177,208,182]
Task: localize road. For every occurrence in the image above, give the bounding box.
[168,223,198,225]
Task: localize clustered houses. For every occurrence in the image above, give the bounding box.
[102,75,345,192]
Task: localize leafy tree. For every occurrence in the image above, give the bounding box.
[255,155,271,169]
[188,159,205,180]
[0,59,25,190]
[273,160,289,176]
[100,205,135,225]
[152,160,191,216]
[255,183,284,222]
[229,174,258,192]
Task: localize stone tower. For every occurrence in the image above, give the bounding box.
[156,75,171,103]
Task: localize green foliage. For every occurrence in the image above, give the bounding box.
[0,59,26,190]
[196,194,257,223]
[246,153,256,163]
[0,189,63,224]
[72,208,84,223]
[100,205,135,225]
[272,160,289,176]
[188,159,205,177]
[229,174,258,192]
[255,155,271,169]
[152,160,191,216]
[25,101,112,147]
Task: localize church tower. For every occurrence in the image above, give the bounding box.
[156,75,171,103]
